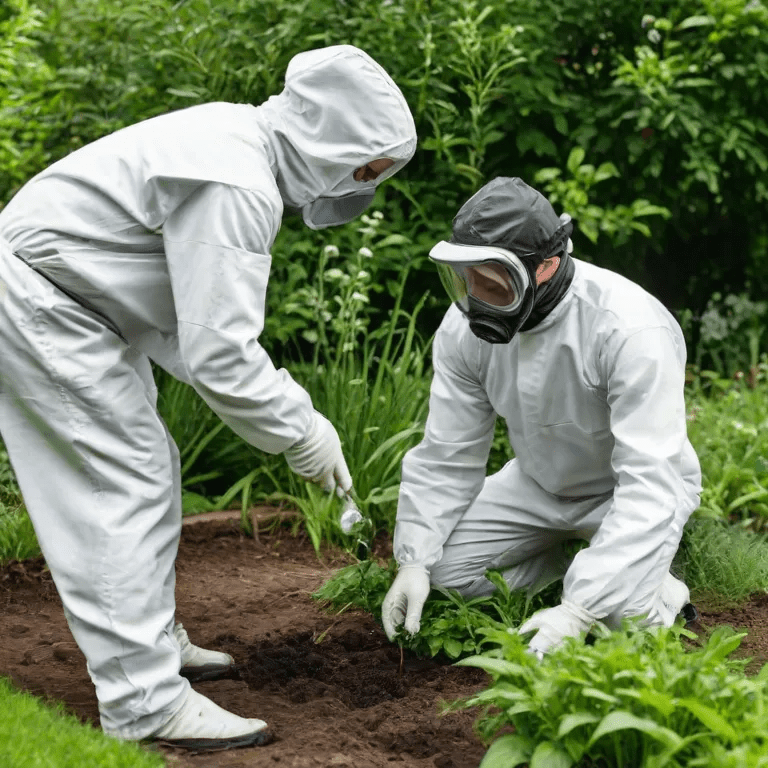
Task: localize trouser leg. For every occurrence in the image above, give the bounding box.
[0,248,187,739]
[430,459,612,598]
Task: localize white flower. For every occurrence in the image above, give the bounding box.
[372,211,384,220]
[358,247,374,258]
[324,268,345,280]
[351,291,369,303]
[357,270,370,279]
[323,245,340,257]
[647,29,661,44]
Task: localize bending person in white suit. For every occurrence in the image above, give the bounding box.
[0,45,416,749]
[382,177,700,659]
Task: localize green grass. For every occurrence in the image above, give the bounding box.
[0,677,165,768]
[676,518,768,607]
[0,503,40,565]
[686,375,768,529]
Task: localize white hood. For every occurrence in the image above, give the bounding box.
[258,45,417,225]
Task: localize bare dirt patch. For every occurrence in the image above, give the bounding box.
[1,512,767,768]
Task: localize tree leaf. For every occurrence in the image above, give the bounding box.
[567,146,586,175]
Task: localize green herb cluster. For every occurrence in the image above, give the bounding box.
[313,561,560,660]
[454,623,768,767]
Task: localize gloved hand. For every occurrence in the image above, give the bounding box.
[381,565,431,641]
[284,410,353,495]
[517,600,598,660]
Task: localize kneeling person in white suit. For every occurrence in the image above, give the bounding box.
[382,177,701,659]
[0,45,416,748]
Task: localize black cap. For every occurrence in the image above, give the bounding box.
[451,177,570,263]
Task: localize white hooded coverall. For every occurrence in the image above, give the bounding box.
[0,45,416,739]
[394,259,701,627]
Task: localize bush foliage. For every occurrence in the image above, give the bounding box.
[1,0,767,318]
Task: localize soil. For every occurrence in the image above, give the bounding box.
[2,509,767,768]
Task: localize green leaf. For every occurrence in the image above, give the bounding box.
[557,712,601,738]
[166,87,203,98]
[531,741,574,768]
[375,234,412,248]
[567,147,586,175]
[443,637,463,658]
[676,698,738,742]
[588,711,683,750]
[677,15,715,29]
[581,687,620,704]
[456,655,527,677]
[479,734,534,768]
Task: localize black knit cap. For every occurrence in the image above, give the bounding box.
[451,177,568,265]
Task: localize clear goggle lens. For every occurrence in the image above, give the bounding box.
[436,261,523,312]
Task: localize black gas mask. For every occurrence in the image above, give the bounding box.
[431,177,576,344]
[430,217,573,344]
[430,241,535,343]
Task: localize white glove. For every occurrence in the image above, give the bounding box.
[517,600,598,660]
[381,565,431,641]
[284,410,353,495]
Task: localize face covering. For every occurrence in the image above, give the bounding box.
[430,241,536,343]
[430,235,575,344]
[299,158,404,230]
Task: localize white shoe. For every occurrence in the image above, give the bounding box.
[174,622,235,682]
[152,688,271,750]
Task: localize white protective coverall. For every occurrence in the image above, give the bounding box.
[393,258,701,627]
[0,45,416,739]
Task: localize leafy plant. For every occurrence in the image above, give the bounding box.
[261,214,432,550]
[0,503,40,565]
[534,147,671,246]
[685,377,768,529]
[313,560,560,659]
[678,293,768,379]
[676,518,768,606]
[453,623,768,767]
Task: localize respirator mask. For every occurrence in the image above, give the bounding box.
[430,241,537,344]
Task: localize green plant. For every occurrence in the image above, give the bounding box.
[313,560,560,659]
[679,293,768,379]
[534,147,671,246]
[685,378,768,528]
[0,0,57,203]
[676,518,768,605]
[263,214,432,551]
[0,503,40,565]
[453,623,768,767]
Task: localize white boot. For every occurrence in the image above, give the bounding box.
[152,687,271,750]
[174,622,235,682]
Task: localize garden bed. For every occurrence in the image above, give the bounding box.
[1,512,767,768]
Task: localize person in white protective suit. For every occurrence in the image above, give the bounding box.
[0,45,416,749]
[381,177,701,659]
